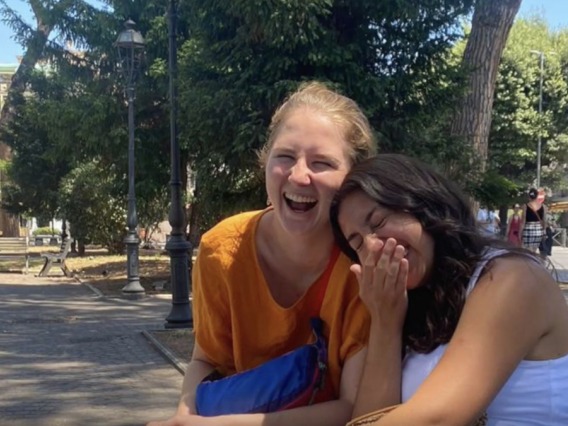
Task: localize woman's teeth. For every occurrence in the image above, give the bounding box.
[284,193,317,203]
[283,192,318,212]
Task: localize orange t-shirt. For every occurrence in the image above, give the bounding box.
[193,210,370,399]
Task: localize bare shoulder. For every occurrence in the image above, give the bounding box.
[481,254,554,289]
[471,254,564,317]
[455,254,568,362]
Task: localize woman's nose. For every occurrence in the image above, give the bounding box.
[289,161,311,185]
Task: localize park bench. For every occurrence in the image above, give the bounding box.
[38,238,73,277]
[34,234,61,246]
[0,236,30,274]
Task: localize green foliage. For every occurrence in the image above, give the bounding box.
[32,226,57,236]
[0,0,172,242]
[58,160,126,254]
[487,16,568,205]
[177,0,475,231]
[0,93,71,218]
[13,0,556,241]
[470,171,522,209]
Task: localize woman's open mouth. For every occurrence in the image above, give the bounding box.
[283,192,318,213]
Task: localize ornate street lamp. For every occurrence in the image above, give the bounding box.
[116,19,146,298]
[165,0,192,328]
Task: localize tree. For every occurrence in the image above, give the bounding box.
[58,160,126,254]
[177,0,475,238]
[0,0,106,236]
[483,17,568,208]
[0,1,175,244]
[450,0,522,172]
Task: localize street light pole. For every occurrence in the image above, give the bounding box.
[530,50,557,188]
[116,20,146,298]
[531,50,544,188]
[165,0,193,328]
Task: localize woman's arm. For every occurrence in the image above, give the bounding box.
[177,342,217,415]
[373,257,559,426]
[519,204,527,236]
[350,237,408,417]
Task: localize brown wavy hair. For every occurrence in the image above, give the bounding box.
[330,154,520,353]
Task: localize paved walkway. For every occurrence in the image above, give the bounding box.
[0,275,183,426]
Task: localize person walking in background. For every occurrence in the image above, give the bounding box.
[148,82,377,426]
[521,188,547,253]
[330,154,568,425]
[506,203,522,246]
[476,204,498,236]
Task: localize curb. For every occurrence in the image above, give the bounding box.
[142,330,187,375]
[75,275,174,304]
[82,281,105,298]
[73,274,105,297]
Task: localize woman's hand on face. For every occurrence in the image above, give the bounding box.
[350,237,408,329]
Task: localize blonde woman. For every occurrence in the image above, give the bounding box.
[148,82,376,426]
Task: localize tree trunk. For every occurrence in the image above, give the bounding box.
[187,182,202,249]
[78,240,86,257]
[0,210,20,237]
[450,0,522,171]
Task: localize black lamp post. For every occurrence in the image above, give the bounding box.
[165,0,193,328]
[116,19,146,298]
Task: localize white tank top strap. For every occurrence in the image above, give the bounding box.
[465,248,510,296]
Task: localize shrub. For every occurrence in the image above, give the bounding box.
[33,226,57,236]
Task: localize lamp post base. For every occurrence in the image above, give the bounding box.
[122,232,145,298]
[165,234,192,329]
[164,303,193,329]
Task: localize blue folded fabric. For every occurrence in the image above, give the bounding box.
[195,317,327,416]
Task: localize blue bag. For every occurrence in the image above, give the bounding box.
[195,317,328,416]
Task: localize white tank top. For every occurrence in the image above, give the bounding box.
[401,249,568,425]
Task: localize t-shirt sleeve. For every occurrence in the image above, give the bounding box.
[192,241,234,373]
[339,294,370,362]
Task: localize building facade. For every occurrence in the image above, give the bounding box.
[0,64,18,112]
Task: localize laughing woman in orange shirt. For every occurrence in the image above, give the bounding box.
[148,82,376,426]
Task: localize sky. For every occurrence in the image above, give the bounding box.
[0,0,567,64]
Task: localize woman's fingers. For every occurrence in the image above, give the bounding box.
[360,238,384,288]
[351,238,408,314]
[373,238,403,289]
[386,243,405,283]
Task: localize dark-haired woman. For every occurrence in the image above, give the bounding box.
[520,188,547,253]
[330,154,568,425]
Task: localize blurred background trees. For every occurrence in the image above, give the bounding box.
[0,0,567,249]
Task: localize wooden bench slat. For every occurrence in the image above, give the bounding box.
[0,237,29,273]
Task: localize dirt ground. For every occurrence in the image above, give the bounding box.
[67,249,173,297]
[148,329,194,365]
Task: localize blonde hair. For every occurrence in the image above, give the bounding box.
[258,81,376,167]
